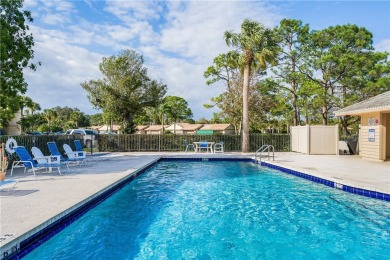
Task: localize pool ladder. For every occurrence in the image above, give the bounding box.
[255,145,274,163]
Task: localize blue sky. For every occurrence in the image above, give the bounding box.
[23,0,390,120]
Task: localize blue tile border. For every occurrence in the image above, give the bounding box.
[162,157,252,162]
[260,161,390,203]
[4,159,160,260]
[5,157,253,259]
[4,157,388,259]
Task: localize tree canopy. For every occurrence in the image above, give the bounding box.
[205,19,390,137]
[0,0,39,128]
[81,49,167,134]
[161,96,193,133]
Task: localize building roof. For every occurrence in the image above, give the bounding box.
[145,125,164,131]
[166,123,203,131]
[199,124,233,131]
[136,125,149,131]
[89,125,101,130]
[98,124,120,131]
[334,91,390,116]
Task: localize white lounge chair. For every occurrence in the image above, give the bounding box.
[63,144,86,165]
[11,146,69,176]
[31,146,71,173]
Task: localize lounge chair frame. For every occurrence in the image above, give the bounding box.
[11,146,69,176]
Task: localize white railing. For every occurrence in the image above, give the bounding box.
[255,145,274,163]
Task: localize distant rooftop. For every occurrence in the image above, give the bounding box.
[166,123,203,131]
[145,125,164,131]
[334,91,390,116]
[200,124,233,131]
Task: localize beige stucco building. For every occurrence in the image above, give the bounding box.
[98,124,120,134]
[144,125,164,135]
[334,91,390,161]
[3,112,22,135]
[165,123,203,134]
[197,124,236,135]
[135,125,149,135]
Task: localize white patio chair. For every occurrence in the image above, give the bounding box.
[214,142,224,153]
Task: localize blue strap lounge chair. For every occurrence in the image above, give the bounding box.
[74,140,84,153]
[47,142,67,161]
[11,146,69,176]
[74,140,111,161]
[47,142,80,165]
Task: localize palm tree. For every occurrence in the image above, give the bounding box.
[69,110,83,128]
[42,109,57,132]
[28,102,41,115]
[224,19,279,152]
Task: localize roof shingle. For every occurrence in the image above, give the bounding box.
[334,91,390,116]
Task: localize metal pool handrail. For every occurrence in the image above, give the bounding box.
[255,145,274,163]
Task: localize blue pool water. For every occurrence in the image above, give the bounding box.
[24,161,390,259]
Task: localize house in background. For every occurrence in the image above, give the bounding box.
[334,91,390,161]
[98,124,120,134]
[136,125,149,134]
[165,123,203,134]
[3,112,22,135]
[197,124,236,135]
[145,125,164,135]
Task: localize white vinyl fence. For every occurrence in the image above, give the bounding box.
[291,125,339,155]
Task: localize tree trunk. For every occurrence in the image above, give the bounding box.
[322,106,328,125]
[161,114,164,134]
[292,93,298,126]
[322,83,328,125]
[242,65,250,153]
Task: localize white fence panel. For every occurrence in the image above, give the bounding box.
[291,125,309,153]
[291,125,338,155]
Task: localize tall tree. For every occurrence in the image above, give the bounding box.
[272,19,309,126]
[0,0,39,127]
[161,96,193,134]
[204,51,240,88]
[81,50,167,133]
[300,24,387,125]
[224,19,278,152]
[89,113,105,126]
[204,51,242,133]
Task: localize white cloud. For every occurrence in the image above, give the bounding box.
[22,0,282,119]
[42,13,69,25]
[375,39,390,53]
[159,1,281,62]
[24,26,103,114]
[104,1,162,21]
[33,0,77,25]
[149,1,282,118]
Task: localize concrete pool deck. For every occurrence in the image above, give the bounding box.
[1,152,389,257]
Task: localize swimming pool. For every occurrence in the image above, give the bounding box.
[23,161,390,259]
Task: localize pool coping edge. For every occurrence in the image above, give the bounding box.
[2,156,389,259]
